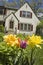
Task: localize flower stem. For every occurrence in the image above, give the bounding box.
[30,48,34,65]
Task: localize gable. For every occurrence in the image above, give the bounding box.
[5,12,19,22]
[15,3,40,25]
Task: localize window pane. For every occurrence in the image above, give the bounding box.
[28,24,31,31]
[27,12,32,18]
[28,24,33,31]
[20,11,32,18]
[31,25,33,31]
[20,11,26,17]
[22,11,26,17]
[24,24,27,30]
[9,21,14,29]
[20,23,23,30]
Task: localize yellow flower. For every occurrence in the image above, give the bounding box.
[3,34,20,47]
[27,34,43,48]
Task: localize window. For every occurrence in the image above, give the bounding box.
[20,11,32,18]
[24,24,27,30]
[0,8,3,15]
[20,11,26,17]
[9,21,14,29]
[28,24,31,31]
[18,23,33,31]
[18,23,24,30]
[20,23,23,30]
[27,12,32,18]
[28,24,33,31]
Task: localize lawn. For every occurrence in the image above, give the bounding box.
[0,32,43,65]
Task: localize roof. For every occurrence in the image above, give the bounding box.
[5,6,18,10]
[5,2,40,23]
[4,12,19,22]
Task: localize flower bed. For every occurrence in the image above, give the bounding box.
[0,34,43,65]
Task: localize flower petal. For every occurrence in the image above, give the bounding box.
[36,45,42,49]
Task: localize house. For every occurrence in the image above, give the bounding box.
[0,6,17,25]
[0,2,40,35]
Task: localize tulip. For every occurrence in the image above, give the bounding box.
[20,41,27,49]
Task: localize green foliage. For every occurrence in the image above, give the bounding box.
[0,33,4,42]
[0,34,43,65]
[0,42,30,65]
[30,0,42,13]
[36,21,43,36]
[0,25,4,32]
[0,41,43,65]
[17,33,28,40]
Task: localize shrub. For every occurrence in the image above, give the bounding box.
[0,34,43,65]
[36,22,43,36]
[0,33,4,42]
[0,25,4,32]
[17,33,27,40]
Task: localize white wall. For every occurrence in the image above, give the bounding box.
[0,15,4,21]
[5,14,18,32]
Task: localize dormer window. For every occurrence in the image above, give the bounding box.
[20,11,32,18]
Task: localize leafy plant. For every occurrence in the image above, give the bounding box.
[0,34,43,65]
[0,25,4,32]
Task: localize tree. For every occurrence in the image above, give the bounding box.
[30,0,42,13]
[37,8,43,13]
[18,0,25,8]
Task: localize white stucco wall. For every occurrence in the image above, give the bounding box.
[5,13,18,32]
[15,3,40,35]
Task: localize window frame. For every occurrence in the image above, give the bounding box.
[20,11,32,18]
[28,24,33,31]
[9,21,14,29]
[18,23,33,31]
[24,24,27,31]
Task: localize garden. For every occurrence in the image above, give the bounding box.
[0,32,43,65]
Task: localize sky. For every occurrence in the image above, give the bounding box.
[6,0,43,7]
[0,0,43,8]
[6,0,43,3]
[6,0,31,2]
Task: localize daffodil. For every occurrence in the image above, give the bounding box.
[27,34,43,48]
